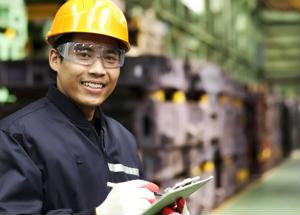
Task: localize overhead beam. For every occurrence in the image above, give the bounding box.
[153,5,259,70]
[265,56,300,62]
[265,76,300,84]
[265,42,300,50]
[264,48,300,60]
[264,36,300,45]
[262,25,300,36]
[264,69,300,78]
[263,61,300,71]
[265,41,300,50]
[260,10,300,24]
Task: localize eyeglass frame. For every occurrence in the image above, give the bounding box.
[56,42,125,68]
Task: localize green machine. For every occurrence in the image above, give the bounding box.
[0,87,16,104]
[0,0,28,60]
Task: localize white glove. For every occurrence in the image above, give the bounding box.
[95,180,159,215]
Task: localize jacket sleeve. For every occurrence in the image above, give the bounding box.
[0,130,97,215]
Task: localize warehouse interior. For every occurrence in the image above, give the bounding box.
[0,0,299,214]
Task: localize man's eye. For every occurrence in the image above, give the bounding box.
[105,55,118,61]
[74,50,94,59]
[104,55,119,64]
[103,50,119,60]
[79,53,90,58]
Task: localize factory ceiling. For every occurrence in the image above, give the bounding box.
[259,0,300,94]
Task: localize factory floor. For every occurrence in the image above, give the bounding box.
[210,150,300,215]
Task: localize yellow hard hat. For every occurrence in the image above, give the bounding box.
[46,0,130,51]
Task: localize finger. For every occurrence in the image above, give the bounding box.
[138,188,155,198]
[139,182,160,193]
[137,187,156,204]
[147,198,156,204]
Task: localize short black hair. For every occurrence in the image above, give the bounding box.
[51,33,74,49]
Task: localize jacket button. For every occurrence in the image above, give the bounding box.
[75,155,84,165]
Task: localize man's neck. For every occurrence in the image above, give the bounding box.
[79,106,95,121]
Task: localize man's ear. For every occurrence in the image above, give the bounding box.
[49,48,61,72]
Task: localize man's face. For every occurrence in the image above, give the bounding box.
[49,33,121,112]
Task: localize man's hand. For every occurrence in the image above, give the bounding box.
[161,198,190,215]
[95,180,159,215]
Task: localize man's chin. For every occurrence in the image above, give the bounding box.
[76,99,102,108]
[84,100,104,107]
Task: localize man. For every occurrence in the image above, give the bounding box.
[0,0,189,214]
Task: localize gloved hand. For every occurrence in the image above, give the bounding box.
[95,180,159,215]
[161,198,190,215]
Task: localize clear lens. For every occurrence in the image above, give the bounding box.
[72,43,97,65]
[57,42,125,68]
[102,48,122,67]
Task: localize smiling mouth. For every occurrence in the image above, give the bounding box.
[81,81,105,89]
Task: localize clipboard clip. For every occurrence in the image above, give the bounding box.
[163,176,201,193]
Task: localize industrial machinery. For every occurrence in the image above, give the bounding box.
[0,0,28,60]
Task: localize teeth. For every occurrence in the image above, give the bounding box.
[82,81,104,89]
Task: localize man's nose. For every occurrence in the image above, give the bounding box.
[88,58,107,76]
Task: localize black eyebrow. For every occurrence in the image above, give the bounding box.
[103,49,119,54]
[74,45,95,52]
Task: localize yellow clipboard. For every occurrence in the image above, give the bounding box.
[143,176,214,215]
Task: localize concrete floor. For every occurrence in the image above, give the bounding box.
[210,150,300,215]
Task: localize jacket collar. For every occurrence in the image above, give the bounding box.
[46,85,104,128]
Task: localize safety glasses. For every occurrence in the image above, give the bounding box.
[57,42,125,68]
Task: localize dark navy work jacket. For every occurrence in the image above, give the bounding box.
[0,85,144,215]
